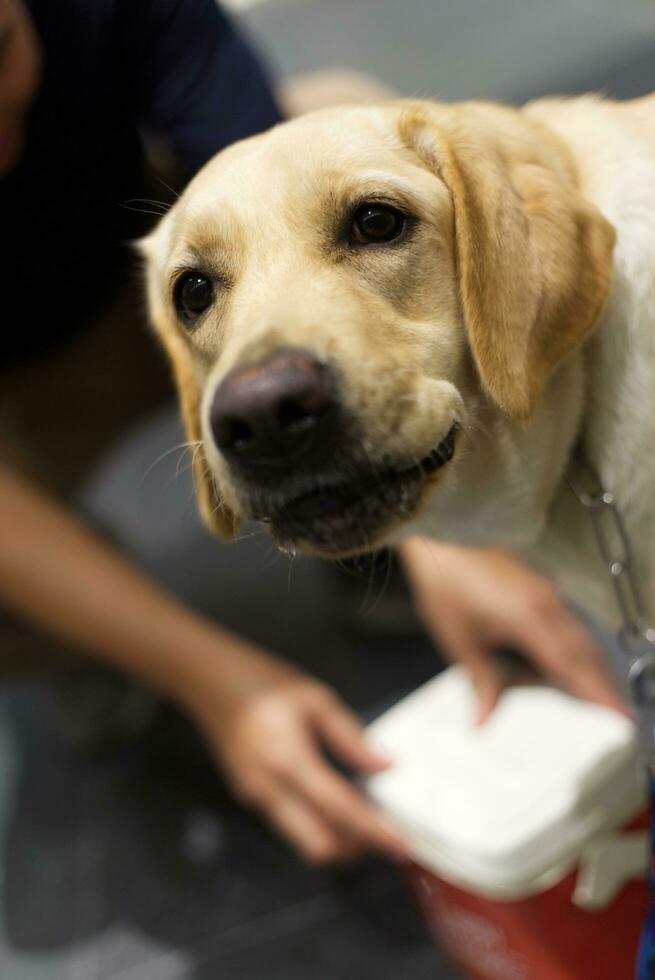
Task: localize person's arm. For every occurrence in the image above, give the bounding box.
[398,537,627,722]
[0,467,404,863]
[116,0,283,177]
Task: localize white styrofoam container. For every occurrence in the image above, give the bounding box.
[366,668,645,899]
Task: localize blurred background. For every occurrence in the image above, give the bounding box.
[2,1,655,978]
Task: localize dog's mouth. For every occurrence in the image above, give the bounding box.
[257,423,459,555]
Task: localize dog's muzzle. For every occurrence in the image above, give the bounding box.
[209,347,459,554]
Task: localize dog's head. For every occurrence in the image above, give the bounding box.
[142,100,615,557]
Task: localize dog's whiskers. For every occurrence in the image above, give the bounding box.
[184,442,205,481]
[232,526,268,544]
[140,440,203,487]
[121,197,172,217]
[367,547,395,619]
[155,175,180,201]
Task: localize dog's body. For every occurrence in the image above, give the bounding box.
[143,93,655,631]
[405,93,655,627]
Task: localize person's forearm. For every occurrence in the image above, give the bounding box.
[0,467,281,707]
[397,535,461,586]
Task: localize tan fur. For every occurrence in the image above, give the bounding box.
[142,94,654,622]
[140,231,235,534]
[170,341,231,535]
[399,101,615,419]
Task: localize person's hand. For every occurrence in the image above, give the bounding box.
[0,469,404,866]
[399,537,628,723]
[185,652,406,865]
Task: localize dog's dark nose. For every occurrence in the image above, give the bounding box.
[210,348,337,469]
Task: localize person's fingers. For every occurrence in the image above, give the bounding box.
[519,612,629,714]
[471,660,506,724]
[309,692,392,774]
[285,744,407,860]
[265,789,363,864]
[430,614,507,723]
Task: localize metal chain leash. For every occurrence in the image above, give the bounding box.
[567,453,655,725]
[567,452,655,980]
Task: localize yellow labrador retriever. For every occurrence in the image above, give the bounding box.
[141,94,655,630]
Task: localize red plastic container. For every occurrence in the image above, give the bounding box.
[366,669,648,980]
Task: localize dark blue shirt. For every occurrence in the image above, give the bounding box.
[3,0,282,363]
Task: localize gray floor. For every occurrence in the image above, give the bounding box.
[3,2,655,978]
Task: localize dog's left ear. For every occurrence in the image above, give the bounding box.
[401,102,616,419]
[137,231,239,539]
[163,337,239,539]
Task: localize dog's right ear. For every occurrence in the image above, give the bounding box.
[137,232,238,539]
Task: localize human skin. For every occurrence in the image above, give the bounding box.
[398,538,626,723]
[0,0,41,175]
[0,467,404,862]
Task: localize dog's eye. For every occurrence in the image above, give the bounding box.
[173,271,214,324]
[351,204,405,245]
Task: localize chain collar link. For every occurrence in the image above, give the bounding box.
[567,453,655,652]
[567,452,655,759]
